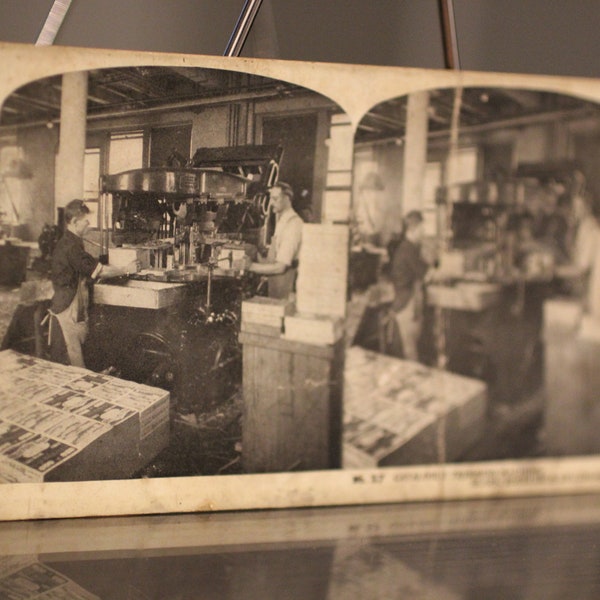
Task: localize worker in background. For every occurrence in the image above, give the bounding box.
[557,193,600,317]
[390,210,429,362]
[247,182,303,299]
[48,199,140,367]
[540,193,571,265]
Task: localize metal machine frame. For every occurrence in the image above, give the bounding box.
[89,144,283,415]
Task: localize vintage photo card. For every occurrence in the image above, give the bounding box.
[0,41,600,520]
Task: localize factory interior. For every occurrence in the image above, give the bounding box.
[348,86,600,465]
[0,64,352,481]
[0,66,600,482]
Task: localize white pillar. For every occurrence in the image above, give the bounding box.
[401,91,429,214]
[55,71,88,210]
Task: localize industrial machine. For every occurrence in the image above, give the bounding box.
[86,145,283,415]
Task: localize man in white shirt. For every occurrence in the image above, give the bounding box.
[557,193,600,317]
[248,182,303,299]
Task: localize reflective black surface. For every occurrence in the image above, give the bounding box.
[1,495,599,599]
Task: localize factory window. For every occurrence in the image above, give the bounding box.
[422,161,442,236]
[449,146,478,184]
[108,131,144,174]
[83,148,100,200]
[150,124,192,167]
[82,148,101,228]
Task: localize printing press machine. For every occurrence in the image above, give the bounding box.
[85,144,283,416]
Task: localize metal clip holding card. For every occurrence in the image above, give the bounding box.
[224,0,265,57]
[36,0,459,69]
[36,0,73,46]
[438,0,462,71]
[34,0,265,55]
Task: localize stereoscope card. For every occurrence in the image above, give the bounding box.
[0,42,599,520]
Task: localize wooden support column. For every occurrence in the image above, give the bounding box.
[402,91,429,214]
[55,71,88,211]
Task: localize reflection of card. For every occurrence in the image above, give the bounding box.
[41,582,102,600]
[0,556,37,581]
[0,562,69,598]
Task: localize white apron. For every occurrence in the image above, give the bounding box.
[48,278,90,367]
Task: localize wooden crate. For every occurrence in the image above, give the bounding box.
[93,280,186,309]
[542,302,600,456]
[239,332,344,473]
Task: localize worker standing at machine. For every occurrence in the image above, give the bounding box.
[247,182,303,299]
[555,193,600,319]
[390,210,429,362]
[48,199,139,367]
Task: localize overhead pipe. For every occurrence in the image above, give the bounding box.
[354,106,597,149]
[0,86,301,132]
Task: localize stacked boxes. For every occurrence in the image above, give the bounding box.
[219,241,254,271]
[239,225,350,470]
[283,313,344,346]
[295,224,349,318]
[108,246,151,271]
[274,223,349,346]
[0,350,169,483]
[241,299,346,347]
[241,296,294,336]
[343,346,487,468]
[93,280,187,309]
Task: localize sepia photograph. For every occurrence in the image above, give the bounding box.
[345,85,600,468]
[0,55,351,483]
[0,41,599,520]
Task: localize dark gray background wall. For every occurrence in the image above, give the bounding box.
[0,0,599,77]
